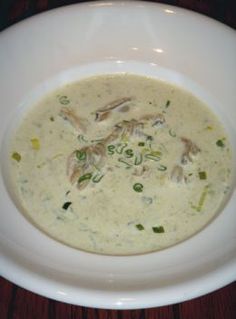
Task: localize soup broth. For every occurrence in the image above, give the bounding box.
[10,74,233,255]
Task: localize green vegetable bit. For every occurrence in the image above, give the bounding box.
[216,139,225,147]
[152,226,165,233]
[165,100,171,108]
[138,142,145,147]
[62,202,72,210]
[31,138,40,150]
[12,152,21,162]
[136,224,145,231]
[145,153,161,162]
[158,164,167,171]
[118,158,132,168]
[169,129,176,137]
[198,171,207,180]
[78,173,92,184]
[59,95,70,105]
[107,144,116,155]
[124,149,134,158]
[134,153,143,165]
[92,173,104,183]
[76,150,86,161]
[116,143,128,154]
[133,183,143,193]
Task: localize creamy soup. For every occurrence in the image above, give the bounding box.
[10,74,233,255]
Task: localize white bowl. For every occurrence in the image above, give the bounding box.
[0,0,235,309]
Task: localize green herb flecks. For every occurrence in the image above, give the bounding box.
[134,153,143,165]
[169,129,176,137]
[216,139,225,148]
[31,138,40,150]
[107,144,116,155]
[152,226,165,233]
[76,150,86,161]
[116,143,128,154]
[124,149,134,158]
[118,158,132,168]
[62,201,72,210]
[12,152,21,162]
[145,153,161,162]
[165,100,170,108]
[136,224,144,231]
[92,173,104,183]
[198,171,207,180]
[192,185,209,212]
[59,95,70,105]
[133,183,143,193]
[138,142,145,147]
[78,173,92,184]
[158,164,167,171]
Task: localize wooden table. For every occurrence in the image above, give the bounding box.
[0,1,235,318]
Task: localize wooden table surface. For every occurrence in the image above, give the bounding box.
[0,1,236,318]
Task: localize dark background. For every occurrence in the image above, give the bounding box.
[0,0,236,31]
[0,1,236,318]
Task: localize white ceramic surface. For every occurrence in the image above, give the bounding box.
[0,0,236,309]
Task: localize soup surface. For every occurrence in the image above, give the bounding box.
[10,74,232,255]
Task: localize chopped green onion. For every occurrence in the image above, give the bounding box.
[198,171,207,180]
[165,100,171,108]
[136,224,144,231]
[107,144,116,155]
[124,149,134,158]
[133,183,143,192]
[197,186,208,211]
[216,139,225,147]
[169,129,176,137]
[50,116,55,122]
[152,226,165,233]
[206,125,213,130]
[59,95,70,105]
[92,173,104,183]
[138,142,145,147]
[146,135,153,142]
[31,138,40,150]
[158,164,167,171]
[116,143,128,154]
[134,153,143,165]
[78,173,92,184]
[76,150,86,161]
[12,152,21,162]
[192,185,209,212]
[118,158,132,167]
[62,202,72,210]
[145,153,161,161]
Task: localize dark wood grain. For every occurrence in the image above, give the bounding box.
[0,277,236,318]
[0,1,236,318]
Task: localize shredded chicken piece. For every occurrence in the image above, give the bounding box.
[181,137,200,164]
[170,165,185,183]
[60,107,88,132]
[152,113,166,127]
[95,97,132,121]
[103,119,144,143]
[67,143,106,187]
[139,113,165,127]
